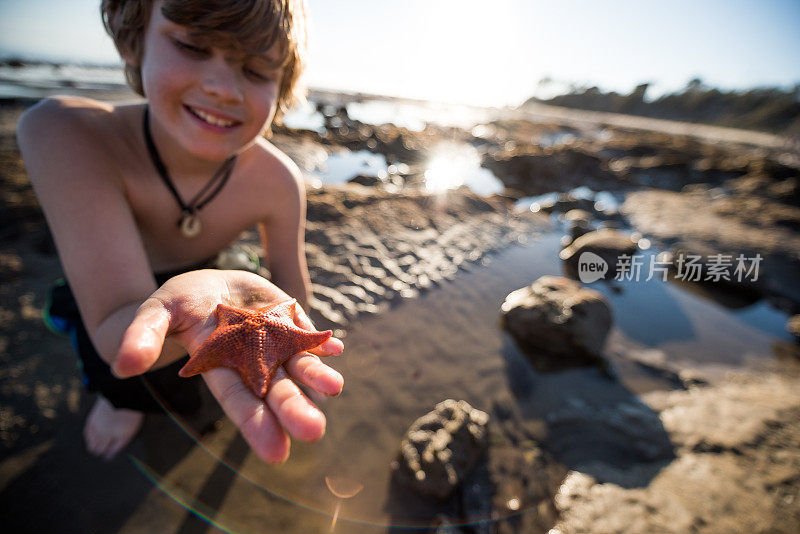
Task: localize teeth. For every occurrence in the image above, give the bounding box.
[191,107,235,127]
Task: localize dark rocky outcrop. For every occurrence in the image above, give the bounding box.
[393,399,490,500]
[559,229,639,280]
[501,276,612,372]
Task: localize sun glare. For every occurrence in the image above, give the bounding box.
[423,143,504,195]
[424,156,464,193]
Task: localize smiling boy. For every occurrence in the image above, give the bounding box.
[16,0,343,462]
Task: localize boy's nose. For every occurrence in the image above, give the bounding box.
[200,59,244,103]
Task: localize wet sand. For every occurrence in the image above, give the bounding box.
[2,98,800,533]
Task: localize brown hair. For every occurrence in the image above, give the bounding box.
[101,0,307,117]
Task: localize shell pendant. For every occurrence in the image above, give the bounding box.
[180,212,201,238]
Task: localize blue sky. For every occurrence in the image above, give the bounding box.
[1,0,798,106]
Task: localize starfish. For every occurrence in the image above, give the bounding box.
[178,300,332,398]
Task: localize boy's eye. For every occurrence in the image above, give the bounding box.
[172,38,208,56]
[244,66,276,83]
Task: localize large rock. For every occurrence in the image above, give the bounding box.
[661,241,766,306]
[393,399,489,499]
[559,229,639,281]
[501,276,612,371]
[482,147,613,196]
[564,209,593,239]
[348,173,403,189]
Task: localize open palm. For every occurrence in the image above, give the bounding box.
[112,269,344,463]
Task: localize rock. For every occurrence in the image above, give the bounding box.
[665,241,765,300]
[563,209,593,226]
[624,154,698,190]
[552,193,597,214]
[559,229,639,280]
[788,315,800,342]
[766,177,800,207]
[569,222,592,240]
[500,276,612,371]
[482,147,613,196]
[393,399,489,499]
[348,174,384,187]
[348,173,404,189]
[563,209,594,239]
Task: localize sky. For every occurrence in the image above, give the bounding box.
[0,0,798,107]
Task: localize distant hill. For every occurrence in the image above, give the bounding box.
[524,79,800,137]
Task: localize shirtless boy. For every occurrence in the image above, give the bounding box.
[16,0,343,462]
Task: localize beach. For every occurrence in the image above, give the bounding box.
[1,86,800,534]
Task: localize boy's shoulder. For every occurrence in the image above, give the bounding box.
[243,136,306,196]
[17,96,142,166]
[18,95,127,136]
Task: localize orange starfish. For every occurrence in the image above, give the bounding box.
[178,300,332,398]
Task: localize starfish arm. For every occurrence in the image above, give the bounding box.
[178,323,245,377]
[258,299,297,319]
[215,304,254,328]
[281,328,333,355]
[240,348,275,399]
[179,299,335,398]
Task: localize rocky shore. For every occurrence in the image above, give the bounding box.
[2,95,800,533]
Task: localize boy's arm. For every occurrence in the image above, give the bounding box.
[257,158,311,310]
[16,98,185,367]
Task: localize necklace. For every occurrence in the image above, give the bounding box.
[142,107,237,238]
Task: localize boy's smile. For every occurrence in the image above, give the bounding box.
[185,105,241,129]
[137,1,281,171]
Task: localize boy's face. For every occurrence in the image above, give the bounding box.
[137,1,282,162]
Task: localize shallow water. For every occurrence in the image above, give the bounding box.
[346,100,493,132]
[310,150,390,185]
[515,186,624,212]
[308,143,505,196]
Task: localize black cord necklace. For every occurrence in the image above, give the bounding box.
[142,107,237,238]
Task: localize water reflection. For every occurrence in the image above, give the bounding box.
[308,143,505,197]
[282,100,325,133]
[515,186,623,212]
[576,250,793,365]
[590,273,698,347]
[422,143,504,195]
[312,150,389,184]
[539,131,577,147]
[346,100,491,131]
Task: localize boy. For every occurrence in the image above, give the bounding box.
[16,0,343,463]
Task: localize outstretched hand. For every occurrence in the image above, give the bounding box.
[112,269,344,463]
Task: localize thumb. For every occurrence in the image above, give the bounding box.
[112,298,171,378]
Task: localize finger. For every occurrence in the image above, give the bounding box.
[308,337,344,358]
[113,298,171,378]
[266,367,327,442]
[284,352,344,396]
[203,367,290,464]
[292,302,315,330]
[291,304,344,357]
